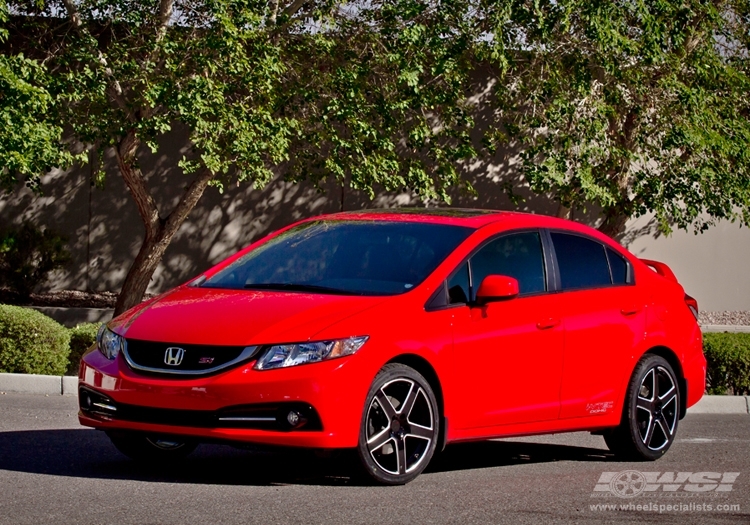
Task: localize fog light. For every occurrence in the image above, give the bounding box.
[287,411,301,426]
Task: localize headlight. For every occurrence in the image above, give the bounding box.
[254,336,369,370]
[96,324,124,360]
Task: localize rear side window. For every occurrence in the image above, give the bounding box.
[551,233,611,290]
[607,247,630,284]
[470,232,546,296]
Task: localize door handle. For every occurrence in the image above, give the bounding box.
[621,306,642,316]
[536,318,560,330]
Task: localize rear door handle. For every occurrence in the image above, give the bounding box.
[621,305,642,316]
[537,318,560,330]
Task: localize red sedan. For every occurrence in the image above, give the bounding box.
[79,209,705,484]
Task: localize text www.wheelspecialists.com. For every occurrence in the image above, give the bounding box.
[589,502,740,513]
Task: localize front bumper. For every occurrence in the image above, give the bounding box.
[78,348,372,448]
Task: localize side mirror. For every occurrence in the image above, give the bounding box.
[476,275,519,305]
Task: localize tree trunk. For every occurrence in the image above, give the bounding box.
[597,207,630,238]
[113,223,169,316]
[113,132,213,316]
[556,203,571,219]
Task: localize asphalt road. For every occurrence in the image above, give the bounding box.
[0,393,748,525]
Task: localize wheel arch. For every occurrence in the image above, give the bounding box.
[386,353,448,451]
[643,346,688,419]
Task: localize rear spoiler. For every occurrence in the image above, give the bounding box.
[640,259,678,283]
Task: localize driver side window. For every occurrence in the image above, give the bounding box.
[469,231,547,299]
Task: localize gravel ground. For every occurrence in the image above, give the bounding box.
[699,311,750,326]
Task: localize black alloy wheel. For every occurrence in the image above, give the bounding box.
[107,431,198,462]
[357,363,440,485]
[604,354,680,460]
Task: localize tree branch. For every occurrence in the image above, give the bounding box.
[61,0,126,104]
[282,0,308,19]
[164,169,214,237]
[115,131,161,234]
[269,0,280,25]
[156,0,174,42]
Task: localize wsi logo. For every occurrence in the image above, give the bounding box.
[594,471,740,498]
[164,347,186,366]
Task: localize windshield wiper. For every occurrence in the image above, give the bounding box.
[243,283,360,295]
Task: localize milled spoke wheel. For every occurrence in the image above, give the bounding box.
[358,364,439,484]
[635,366,678,451]
[107,431,198,463]
[604,355,680,461]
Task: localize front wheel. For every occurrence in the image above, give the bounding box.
[106,431,198,463]
[604,354,680,460]
[357,363,439,485]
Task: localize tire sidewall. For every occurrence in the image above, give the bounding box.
[624,355,680,460]
[357,363,440,485]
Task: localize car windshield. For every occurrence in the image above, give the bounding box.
[201,220,473,295]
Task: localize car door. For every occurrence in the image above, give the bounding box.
[549,231,647,420]
[451,230,564,429]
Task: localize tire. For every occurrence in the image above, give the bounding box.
[604,354,680,461]
[357,363,440,485]
[106,431,198,463]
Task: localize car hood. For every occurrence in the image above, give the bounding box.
[110,286,389,346]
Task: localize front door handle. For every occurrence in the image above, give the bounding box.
[537,318,560,330]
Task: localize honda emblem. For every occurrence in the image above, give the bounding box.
[164,347,186,366]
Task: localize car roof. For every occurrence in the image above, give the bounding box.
[316,208,622,247]
[319,208,567,229]
[320,208,512,227]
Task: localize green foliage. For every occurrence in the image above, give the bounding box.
[66,322,99,376]
[3,0,481,198]
[0,2,84,192]
[284,0,479,202]
[0,304,70,375]
[483,0,750,235]
[0,223,71,298]
[704,333,750,395]
[4,0,485,312]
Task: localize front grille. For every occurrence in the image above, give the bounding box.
[79,387,322,431]
[122,339,259,376]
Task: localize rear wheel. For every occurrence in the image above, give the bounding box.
[357,363,439,485]
[604,354,680,460]
[107,431,198,462]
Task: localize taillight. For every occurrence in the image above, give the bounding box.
[685,294,699,320]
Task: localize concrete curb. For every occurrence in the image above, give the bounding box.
[701,325,750,333]
[0,372,78,396]
[28,306,113,328]
[686,395,750,414]
[0,372,748,413]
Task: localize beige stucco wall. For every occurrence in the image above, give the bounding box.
[625,215,750,312]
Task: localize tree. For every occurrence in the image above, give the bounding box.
[0,1,82,192]
[3,0,480,315]
[482,0,750,236]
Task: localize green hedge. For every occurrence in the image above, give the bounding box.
[66,322,99,376]
[704,332,750,395]
[0,304,70,375]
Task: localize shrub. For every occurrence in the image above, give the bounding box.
[66,322,100,376]
[0,222,71,298]
[704,333,750,395]
[0,304,70,375]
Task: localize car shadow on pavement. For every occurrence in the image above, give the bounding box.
[0,429,617,486]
